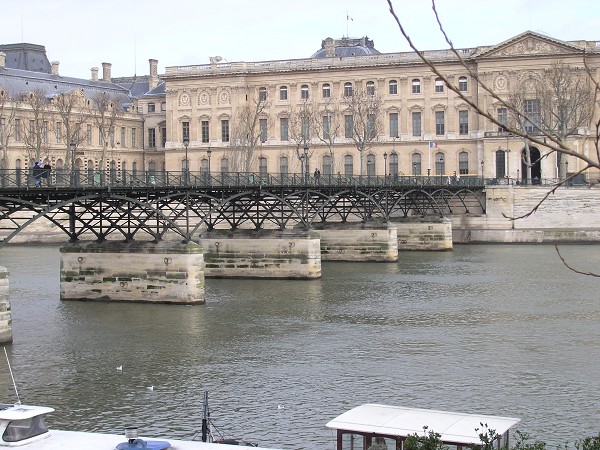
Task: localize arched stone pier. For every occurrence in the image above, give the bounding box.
[60,241,205,304]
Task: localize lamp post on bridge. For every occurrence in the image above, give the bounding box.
[207,146,212,185]
[183,137,190,184]
[303,145,309,185]
[481,160,484,184]
[438,155,444,185]
[383,152,388,184]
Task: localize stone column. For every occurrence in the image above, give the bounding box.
[0,266,12,344]
[60,241,205,304]
[201,229,321,279]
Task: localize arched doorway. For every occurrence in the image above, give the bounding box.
[521,146,541,183]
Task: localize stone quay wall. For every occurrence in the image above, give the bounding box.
[60,241,205,304]
[0,266,11,343]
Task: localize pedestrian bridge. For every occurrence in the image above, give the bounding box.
[0,170,485,246]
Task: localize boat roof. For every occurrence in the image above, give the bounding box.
[325,404,521,445]
[0,404,55,421]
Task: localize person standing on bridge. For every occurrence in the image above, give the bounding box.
[42,160,52,187]
[32,160,43,187]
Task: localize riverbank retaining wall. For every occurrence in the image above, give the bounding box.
[0,266,11,343]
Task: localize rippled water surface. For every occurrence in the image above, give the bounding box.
[1,245,600,449]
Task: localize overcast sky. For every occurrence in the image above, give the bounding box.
[5,0,600,79]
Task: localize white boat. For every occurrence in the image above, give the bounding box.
[0,403,277,449]
[326,404,521,450]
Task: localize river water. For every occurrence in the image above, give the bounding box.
[1,244,599,449]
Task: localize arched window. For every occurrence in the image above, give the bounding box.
[220,158,229,174]
[412,153,421,175]
[344,155,353,176]
[412,79,421,94]
[259,87,267,102]
[344,82,353,97]
[389,80,398,95]
[496,150,506,178]
[322,83,331,98]
[367,154,375,176]
[279,86,287,100]
[435,152,445,175]
[200,158,209,174]
[459,151,469,175]
[279,156,288,175]
[87,159,94,183]
[435,77,444,93]
[259,156,268,176]
[132,161,137,176]
[389,153,398,178]
[323,155,332,175]
[109,160,117,184]
[366,81,375,96]
[458,76,468,92]
[300,85,309,100]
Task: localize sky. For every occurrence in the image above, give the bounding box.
[4,0,600,80]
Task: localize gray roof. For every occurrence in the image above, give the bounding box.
[113,75,165,98]
[312,36,381,58]
[0,43,51,73]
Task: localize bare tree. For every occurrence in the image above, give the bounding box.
[288,100,318,168]
[87,91,123,169]
[21,88,52,164]
[314,98,342,174]
[0,90,18,171]
[55,90,86,171]
[341,87,383,175]
[229,89,269,172]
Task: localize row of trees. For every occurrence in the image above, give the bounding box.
[226,87,384,174]
[0,88,125,171]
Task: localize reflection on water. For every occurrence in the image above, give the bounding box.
[1,244,600,449]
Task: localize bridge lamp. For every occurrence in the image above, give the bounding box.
[481,160,484,183]
[183,137,190,183]
[439,155,444,182]
[303,145,309,184]
[207,146,212,174]
[383,152,388,179]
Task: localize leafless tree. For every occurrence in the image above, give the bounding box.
[0,90,18,171]
[313,98,342,174]
[229,89,269,172]
[341,87,383,175]
[288,100,318,168]
[87,91,123,169]
[21,88,52,164]
[55,90,86,171]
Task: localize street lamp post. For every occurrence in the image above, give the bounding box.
[299,155,304,184]
[183,137,189,184]
[383,152,388,183]
[303,145,309,185]
[481,160,484,184]
[565,160,569,186]
[69,140,76,186]
[207,146,212,185]
[439,155,444,185]
[413,162,417,177]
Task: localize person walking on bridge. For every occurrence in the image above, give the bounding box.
[32,160,43,187]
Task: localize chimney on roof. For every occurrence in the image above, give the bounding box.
[102,62,112,82]
[149,59,158,90]
[0,52,5,69]
[323,38,335,58]
[91,67,99,81]
[51,61,59,76]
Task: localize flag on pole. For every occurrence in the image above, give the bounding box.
[347,14,353,21]
[428,141,438,149]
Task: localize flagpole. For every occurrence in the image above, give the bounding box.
[346,11,349,37]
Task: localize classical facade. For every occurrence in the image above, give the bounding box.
[162,32,600,182]
[1,32,599,182]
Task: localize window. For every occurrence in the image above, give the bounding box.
[344,155,353,176]
[412,79,421,94]
[259,118,267,142]
[344,82,353,97]
[436,152,445,175]
[389,80,398,95]
[161,127,167,147]
[201,120,209,143]
[497,107,507,132]
[280,118,289,141]
[131,128,136,147]
[220,158,229,174]
[459,151,469,175]
[389,113,399,138]
[221,119,229,142]
[524,99,541,133]
[42,121,48,144]
[55,122,62,143]
[458,76,468,92]
[279,156,288,175]
[496,150,506,178]
[87,124,92,145]
[412,154,421,175]
[412,112,421,136]
[259,87,267,102]
[389,153,398,178]
[300,84,309,100]
[279,86,288,100]
[435,78,444,93]
[14,119,21,141]
[182,121,190,141]
[366,81,375,96]
[148,103,156,113]
[459,110,469,135]
[435,111,445,135]
[322,116,330,140]
[148,128,156,148]
[322,83,331,98]
[200,158,209,174]
[344,115,353,138]
[323,155,332,175]
[120,127,126,146]
[367,154,375,176]
[259,156,267,176]
[161,102,166,111]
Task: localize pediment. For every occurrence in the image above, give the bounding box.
[477,31,584,59]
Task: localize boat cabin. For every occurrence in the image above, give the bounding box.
[0,404,54,447]
[326,404,521,450]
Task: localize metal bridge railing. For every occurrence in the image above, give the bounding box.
[0,169,548,190]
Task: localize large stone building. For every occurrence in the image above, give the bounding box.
[1,32,599,182]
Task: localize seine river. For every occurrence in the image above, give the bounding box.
[1,244,600,449]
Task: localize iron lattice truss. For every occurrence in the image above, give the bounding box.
[0,185,485,245]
